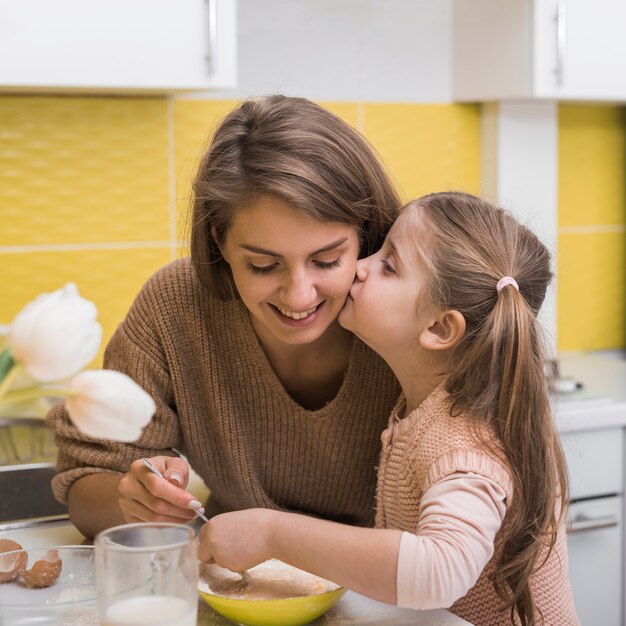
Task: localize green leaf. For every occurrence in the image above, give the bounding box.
[0,349,15,383]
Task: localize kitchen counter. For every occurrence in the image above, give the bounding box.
[556,351,626,432]
[0,518,472,626]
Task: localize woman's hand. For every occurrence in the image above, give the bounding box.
[117,456,201,524]
[198,508,279,572]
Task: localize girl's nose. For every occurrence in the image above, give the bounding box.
[355,257,369,282]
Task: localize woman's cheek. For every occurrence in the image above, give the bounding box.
[336,264,359,295]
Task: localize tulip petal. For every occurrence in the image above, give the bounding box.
[8,283,102,382]
[66,370,156,442]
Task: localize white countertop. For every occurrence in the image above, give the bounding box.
[556,351,626,433]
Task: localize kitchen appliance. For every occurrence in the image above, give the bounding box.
[0,418,68,524]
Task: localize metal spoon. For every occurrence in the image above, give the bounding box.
[140,457,252,588]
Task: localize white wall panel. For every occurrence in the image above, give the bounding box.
[481,101,559,351]
[184,0,453,102]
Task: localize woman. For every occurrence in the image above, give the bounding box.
[47,95,402,538]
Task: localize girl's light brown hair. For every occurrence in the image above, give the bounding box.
[190,95,400,299]
[410,191,568,626]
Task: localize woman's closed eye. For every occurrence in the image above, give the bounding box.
[246,258,343,274]
[314,258,343,270]
[246,262,277,275]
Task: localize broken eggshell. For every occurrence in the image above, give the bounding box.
[18,549,63,588]
[0,539,27,583]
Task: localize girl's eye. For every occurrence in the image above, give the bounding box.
[246,263,277,275]
[314,259,343,270]
[381,259,395,274]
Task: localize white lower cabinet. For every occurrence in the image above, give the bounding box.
[561,428,624,626]
[567,496,623,625]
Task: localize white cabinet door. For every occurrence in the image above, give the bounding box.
[454,0,626,102]
[561,427,625,625]
[533,0,626,100]
[567,496,623,626]
[560,428,624,500]
[0,0,236,92]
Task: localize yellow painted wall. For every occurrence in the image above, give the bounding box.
[558,106,626,350]
[0,97,481,364]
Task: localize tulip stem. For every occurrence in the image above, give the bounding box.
[0,385,75,406]
[0,364,23,401]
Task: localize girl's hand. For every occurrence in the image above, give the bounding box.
[117,456,200,524]
[198,508,278,572]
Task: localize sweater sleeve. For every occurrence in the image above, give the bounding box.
[396,471,507,610]
[46,287,183,504]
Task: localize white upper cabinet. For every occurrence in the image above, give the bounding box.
[454,0,626,102]
[0,0,236,93]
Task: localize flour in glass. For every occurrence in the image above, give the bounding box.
[101,594,196,626]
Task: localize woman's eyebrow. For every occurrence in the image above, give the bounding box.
[239,237,349,258]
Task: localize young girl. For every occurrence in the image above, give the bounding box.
[198,191,580,626]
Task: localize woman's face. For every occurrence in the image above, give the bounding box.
[220,195,360,346]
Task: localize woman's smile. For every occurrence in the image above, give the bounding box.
[271,301,324,324]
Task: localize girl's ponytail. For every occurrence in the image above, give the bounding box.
[414,192,569,626]
[488,282,568,625]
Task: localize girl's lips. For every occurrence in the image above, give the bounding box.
[269,302,324,327]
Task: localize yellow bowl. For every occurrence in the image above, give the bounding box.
[198,560,346,626]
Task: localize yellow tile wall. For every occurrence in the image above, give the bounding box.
[4,96,624,355]
[558,106,626,350]
[364,103,481,201]
[1,96,480,365]
[0,97,171,246]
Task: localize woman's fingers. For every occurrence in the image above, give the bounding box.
[122,495,195,524]
[118,457,201,523]
[162,456,191,488]
[135,476,198,519]
[136,457,198,507]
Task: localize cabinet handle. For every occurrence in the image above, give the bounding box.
[567,513,619,534]
[554,0,566,86]
[205,0,218,75]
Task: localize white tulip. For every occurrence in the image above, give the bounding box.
[7,283,102,382]
[66,370,156,442]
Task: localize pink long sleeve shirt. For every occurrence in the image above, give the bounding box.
[396,472,507,609]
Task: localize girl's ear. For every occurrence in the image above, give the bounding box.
[419,310,466,351]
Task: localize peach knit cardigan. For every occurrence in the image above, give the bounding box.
[376,387,580,625]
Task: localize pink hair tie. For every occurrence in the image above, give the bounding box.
[496,276,519,293]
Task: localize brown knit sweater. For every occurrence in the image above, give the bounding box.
[47,258,400,526]
[376,387,580,625]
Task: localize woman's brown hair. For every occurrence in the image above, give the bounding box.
[190,95,400,299]
[409,191,568,626]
